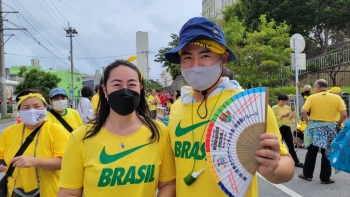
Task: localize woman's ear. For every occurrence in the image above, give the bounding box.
[101,84,108,99]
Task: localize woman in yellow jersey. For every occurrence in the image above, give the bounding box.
[0,89,69,197]
[58,60,176,197]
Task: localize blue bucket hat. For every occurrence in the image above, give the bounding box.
[165,17,237,64]
[49,88,68,99]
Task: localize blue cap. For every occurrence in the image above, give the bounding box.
[165,17,237,64]
[49,88,68,98]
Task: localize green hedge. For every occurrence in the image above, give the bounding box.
[269,86,297,106]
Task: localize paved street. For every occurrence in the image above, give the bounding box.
[1,121,350,196]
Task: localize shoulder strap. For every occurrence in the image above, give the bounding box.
[6,122,45,177]
[49,109,73,132]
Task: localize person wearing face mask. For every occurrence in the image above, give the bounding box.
[164,17,294,197]
[58,60,176,197]
[0,89,69,197]
[47,88,83,133]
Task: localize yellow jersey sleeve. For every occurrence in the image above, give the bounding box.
[0,127,9,159]
[302,96,311,111]
[157,122,176,182]
[73,109,84,127]
[59,134,84,188]
[266,106,288,155]
[51,123,70,158]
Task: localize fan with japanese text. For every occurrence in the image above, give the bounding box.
[205,87,269,197]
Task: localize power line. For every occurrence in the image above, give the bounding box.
[42,0,67,27]
[36,0,66,28]
[4,52,142,59]
[2,2,16,11]
[74,35,99,67]
[59,1,134,46]
[48,0,68,24]
[11,0,69,48]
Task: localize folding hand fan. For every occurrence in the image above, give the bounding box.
[205,87,269,197]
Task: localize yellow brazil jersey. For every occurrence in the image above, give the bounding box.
[91,94,99,114]
[0,122,69,197]
[168,90,288,197]
[59,121,176,197]
[148,95,158,111]
[47,108,83,133]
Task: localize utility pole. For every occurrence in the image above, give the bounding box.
[0,0,25,116]
[65,23,77,108]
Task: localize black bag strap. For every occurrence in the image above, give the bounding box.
[6,122,45,177]
[49,109,73,132]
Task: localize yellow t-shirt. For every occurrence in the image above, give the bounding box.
[168,102,172,111]
[302,91,346,122]
[59,121,176,197]
[148,95,159,111]
[168,90,288,197]
[0,122,69,197]
[47,108,83,133]
[271,105,293,128]
[91,94,99,114]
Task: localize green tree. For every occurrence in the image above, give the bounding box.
[144,79,163,92]
[223,0,316,36]
[15,66,62,96]
[154,34,180,80]
[225,15,293,88]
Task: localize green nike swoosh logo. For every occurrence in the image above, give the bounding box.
[175,120,210,137]
[100,143,151,164]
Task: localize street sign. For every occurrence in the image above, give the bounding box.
[69,89,73,94]
[290,33,305,53]
[291,53,306,70]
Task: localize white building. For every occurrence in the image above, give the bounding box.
[82,69,102,91]
[202,0,236,19]
[136,31,150,80]
[31,58,40,66]
[160,70,173,87]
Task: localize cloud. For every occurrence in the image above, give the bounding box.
[3,0,202,80]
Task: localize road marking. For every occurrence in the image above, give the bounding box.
[258,173,303,197]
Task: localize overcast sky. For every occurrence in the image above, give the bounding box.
[2,0,202,80]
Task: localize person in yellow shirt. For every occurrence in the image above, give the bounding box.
[0,89,69,197]
[299,80,347,184]
[58,59,176,197]
[272,93,303,168]
[148,89,159,119]
[91,84,100,114]
[46,88,83,133]
[164,17,294,197]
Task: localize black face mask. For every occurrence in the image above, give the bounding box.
[304,91,310,94]
[108,88,140,116]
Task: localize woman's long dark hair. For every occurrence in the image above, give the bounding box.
[84,59,160,142]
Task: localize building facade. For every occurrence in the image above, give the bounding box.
[202,0,236,19]
[82,69,102,92]
[160,70,173,87]
[136,31,150,80]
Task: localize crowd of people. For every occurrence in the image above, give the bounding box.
[0,16,347,197]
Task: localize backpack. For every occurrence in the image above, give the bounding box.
[329,121,350,173]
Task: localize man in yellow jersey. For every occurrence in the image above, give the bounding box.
[91,84,100,114]
[47,88,83,133]
[299,79,347,184]
[164,17,295,197]
[148,88,159,119]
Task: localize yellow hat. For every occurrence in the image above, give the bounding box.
[330,87,341,94]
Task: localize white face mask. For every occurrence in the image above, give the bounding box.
[18,109,47,126]
[52,100,68,111]
[181,59,222,91]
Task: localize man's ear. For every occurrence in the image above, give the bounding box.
[221,52,230,67]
